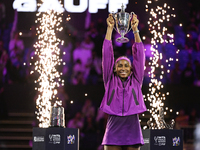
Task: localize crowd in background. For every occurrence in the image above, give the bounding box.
[0,0,200,149]
[0,4,200,88]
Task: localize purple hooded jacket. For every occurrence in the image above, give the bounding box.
[100,39,147,116]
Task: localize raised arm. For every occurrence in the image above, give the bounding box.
[131,14,141,43]
[131,14,145,84]
[102,14,115,85]
[105,14,114,40]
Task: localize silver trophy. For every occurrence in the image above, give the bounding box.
[50,106,65,127]
[112,4,135,43]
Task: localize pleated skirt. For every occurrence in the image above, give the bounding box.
[102,114,144,146]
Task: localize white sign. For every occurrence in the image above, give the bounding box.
[38,0,65,12]
[13,0,37,12]
[49,134,61,144]
[33,136,45,142]
[13,0,129,13]
[154,136,166,146]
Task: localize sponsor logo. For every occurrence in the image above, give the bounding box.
[154,136,166,146]
[49,134,61,144]
[173,137,180,146]
[67,135,75,144]
[33,136,44,142]
[143,138,150,144]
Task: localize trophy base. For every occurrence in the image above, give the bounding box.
[116,37,129,43]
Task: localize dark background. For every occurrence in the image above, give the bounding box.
[5,0,190,31]
[2,0,200,116]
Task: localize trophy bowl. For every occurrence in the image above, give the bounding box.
[112,4,134,43]
[50,106,65,127]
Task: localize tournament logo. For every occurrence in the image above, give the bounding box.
[67,135,75,144]
[49,134,61,144]
[172,137,180,146]
[154,136,166,146]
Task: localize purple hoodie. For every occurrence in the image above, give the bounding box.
[100,39,147,116]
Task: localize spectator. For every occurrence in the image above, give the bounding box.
[86,51,102,85]
[186,34,197,52]
[80,34,94,78]
[178,44,190,70]
[67,112,84,129]
[96,109,107,146]
[181,62,195,86]
[174,25,186,49]
[83,116,96,134]
[86,21,98,40]
[0,40,8,83]
[175,109,189,129]
[71,71,86,85]
[57,86,69,110]
[92,19,105,57]
[8,10,24,69]
[73,41,92,80]
[96,109,106,124]
[96,18,106,35]
[82,99,95,118]
[7,32,26,83]
[3,10,24,84]
[81,34,94,52]
[6,58,24,83]
[9,38,24,68]
[71,59,86,85]
[189,108,199,125]
[9,9,24,54]
[170,62,182,84]
[81,116,98,150]
[72,59,84,75]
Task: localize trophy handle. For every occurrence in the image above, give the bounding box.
[127,12,135,33]
[111,12,118,33]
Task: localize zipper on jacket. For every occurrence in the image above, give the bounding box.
[122,82,125,116]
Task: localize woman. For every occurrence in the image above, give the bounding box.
[99,14,147,150]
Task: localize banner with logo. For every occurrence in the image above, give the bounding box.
[33,127,79,150]
[141,129,183,150]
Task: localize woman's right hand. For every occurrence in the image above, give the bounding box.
[106,14,115,30]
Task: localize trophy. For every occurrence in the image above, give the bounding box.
[112,4,135,43]
[147,107,175,129]
[50,106,65,127]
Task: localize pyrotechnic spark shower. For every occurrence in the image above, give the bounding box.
[33,0,69,128]
[142,0,179,129]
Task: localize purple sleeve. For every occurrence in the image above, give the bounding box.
[102,39,114,85]
[132,42,145,84]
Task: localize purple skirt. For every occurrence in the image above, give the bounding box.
[102,114,144,146]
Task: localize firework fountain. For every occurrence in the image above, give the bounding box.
[142,0,180,130]
[33,0,70,128]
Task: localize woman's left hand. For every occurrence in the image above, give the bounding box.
[131,14,139,31]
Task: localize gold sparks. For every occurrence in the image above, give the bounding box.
[143,1,178,129]
[34,1,65,128]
